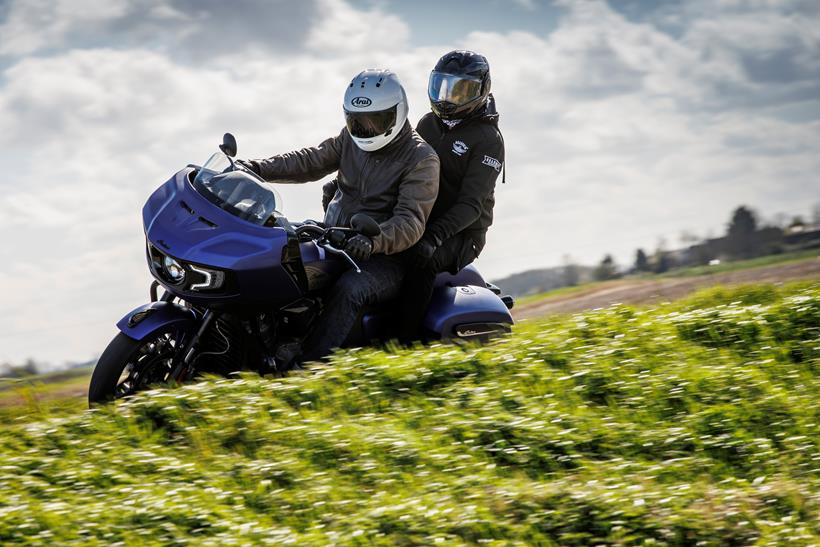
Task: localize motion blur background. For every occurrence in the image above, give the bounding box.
[1,0,818,367]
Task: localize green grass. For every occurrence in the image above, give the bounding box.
[0,373,89,425]
[0,283,818,545]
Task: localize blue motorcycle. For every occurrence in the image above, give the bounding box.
[88,134,514,404]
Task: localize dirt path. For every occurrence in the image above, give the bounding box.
[514,257,820,320]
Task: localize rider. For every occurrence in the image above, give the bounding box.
[398,50,505,342]
[241,69,440,363]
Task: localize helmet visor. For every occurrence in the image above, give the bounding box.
[344,105,398,139]
[428,71,483,106]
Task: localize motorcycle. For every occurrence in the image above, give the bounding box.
[88,134,515,404]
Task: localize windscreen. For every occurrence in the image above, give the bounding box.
[192,152,283,226]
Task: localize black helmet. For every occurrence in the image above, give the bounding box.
[428,50,491,120]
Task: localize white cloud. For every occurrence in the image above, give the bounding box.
[0,0,130,56]
[306,0,410,54]
[0,0,818,364]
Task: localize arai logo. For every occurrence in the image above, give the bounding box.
[452,140,468,156]
[350,96,372,108]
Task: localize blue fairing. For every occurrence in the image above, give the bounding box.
[116,301,199,341]
[143,168,302,306]
[423,284,513,337]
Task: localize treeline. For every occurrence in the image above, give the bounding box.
[0,359,42,379]
[592,205,820,281]
[492,204,820,296]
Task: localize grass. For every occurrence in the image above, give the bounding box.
[0,368,90,425]
[0,282,818,544]
[660,248,819,278]
[515,250,819,305]
[514,281,614,307]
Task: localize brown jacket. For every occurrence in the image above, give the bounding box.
[249,122,440,255]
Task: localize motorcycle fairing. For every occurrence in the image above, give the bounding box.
[143,168,303,307]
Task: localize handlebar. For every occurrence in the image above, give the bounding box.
[293,222,364,273]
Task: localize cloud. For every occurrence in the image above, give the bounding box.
[460,0,820,275]
[306,0,410,55]
[0,0,318,59]
[0,0,818,364]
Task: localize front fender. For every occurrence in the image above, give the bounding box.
[116,301,199,341]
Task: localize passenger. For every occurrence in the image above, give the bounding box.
[400,50,505,342]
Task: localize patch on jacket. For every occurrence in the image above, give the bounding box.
[482,155,502,172]
[452,140,468,156]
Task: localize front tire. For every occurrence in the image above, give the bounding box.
[88,327,186,405]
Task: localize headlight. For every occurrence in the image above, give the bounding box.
[162,256,186,283]
[188,264,225,291]
[147,241,229,292]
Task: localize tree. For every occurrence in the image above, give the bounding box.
[634,248,650,272]
[0,359,38,378]
[594,254,618,281]
[726,205,758,259]
[651,238,673,274]
[678,230,700,246]
[562,254,580,287]
[654,250,672,273]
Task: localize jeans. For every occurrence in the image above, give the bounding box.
[301,255,405,362]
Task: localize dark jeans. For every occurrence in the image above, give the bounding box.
[301,255,405,362]
[397,233,476,342]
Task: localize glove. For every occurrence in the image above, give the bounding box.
[345,234,373,262]
[235,159,261,175]
[413,237,438,268]
[322,180,337,212]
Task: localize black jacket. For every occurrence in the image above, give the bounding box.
[415,95,504,256]
[249,121,440,255]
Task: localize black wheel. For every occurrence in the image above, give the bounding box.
[88,327,188,405]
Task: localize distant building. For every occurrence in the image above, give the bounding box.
[784,223,820,248]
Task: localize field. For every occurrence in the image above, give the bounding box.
[515,253,820,319]
[0,368,89,424]
[0,280,818,545]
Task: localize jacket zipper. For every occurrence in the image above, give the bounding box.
[358,154,369,197]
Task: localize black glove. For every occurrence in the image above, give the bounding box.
[322,180,337,212]
[413,237,438,268]
[235,159,261,175]
[345,234,373,262]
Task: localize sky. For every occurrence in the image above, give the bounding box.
[0,0,819,365]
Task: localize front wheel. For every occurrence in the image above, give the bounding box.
[88,327,188,405]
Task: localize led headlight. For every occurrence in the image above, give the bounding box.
[162,256,186,283]
[189,264,225,291]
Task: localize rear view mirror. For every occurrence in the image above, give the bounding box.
[350,213,381,238]
[220,133,237,157]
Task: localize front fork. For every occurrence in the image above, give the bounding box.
[168,309,219,383]
[148,282,220,384]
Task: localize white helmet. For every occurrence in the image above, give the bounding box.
[343,69,409,152]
